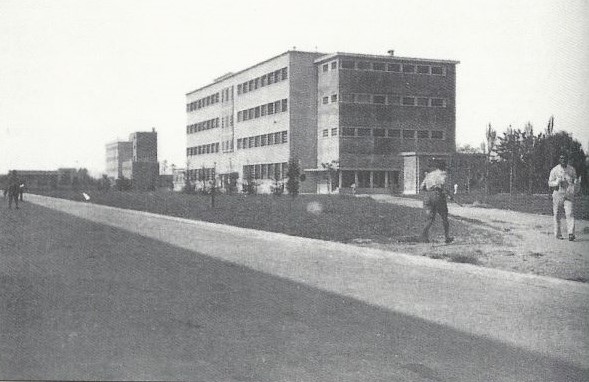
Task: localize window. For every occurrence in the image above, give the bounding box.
[373,62,385,71]
[323,64,329,72]
[261,75,267,86]
[402,130,416,138]
[268,102,274,114]
[341,60,355,69]
[331,61,337,70]
[431,131,444,139]
[275,100,281,113]
[331,127,338,136]
[431,98,445,107]
[331,94,337,103]
[402,64,415,73]
[322,96,329,104]
[387,63,401,72]
[417,97,428,107]
[431,66,444,75]
[237,139,242,149]
[357,128,371,137]
[373,171,386,188]
[255,106,260,118]
[281,67,288,80]
[342,94,355,103]
[417,65,430,74]
[388,95,401,105]
[373,95,386,104]
[373,128,385,137]
[356,94,371,104]
[255,136,261,147]
[282,131,288,143]
[322,129,329,137]
[357,171,370,188]
[417,130,429,139]
[254,78,259,89]
[268,72,275,84]
[249,137,255,147]
[357,61,370,70]
[402,97,415,106]
[261,104,267,116]
[242,82,248,93]
[342,128,355,136]
[268,133,275,145]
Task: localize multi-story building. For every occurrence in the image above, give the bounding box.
[105,141,133,179]
[106,129,159,190]
[185,50,459,194]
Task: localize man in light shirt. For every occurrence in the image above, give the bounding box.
[548,152,578,241]
[420,160,453,244]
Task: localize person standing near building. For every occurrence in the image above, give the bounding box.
[548,152,578,241]
[420,161,453,244]
[7,170,21,209]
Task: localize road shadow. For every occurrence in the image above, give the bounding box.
[1,204,587,381]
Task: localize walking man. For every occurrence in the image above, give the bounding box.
[420,160,453,244]
[7,170,21,209]
[548,152,578,241]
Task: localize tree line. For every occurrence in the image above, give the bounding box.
[481,116,587,194]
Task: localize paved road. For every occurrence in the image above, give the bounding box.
[1,195,588,381]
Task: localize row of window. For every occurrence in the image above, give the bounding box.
[338,60,446,76]
[333,127,445,139]
[237,99,288,122]
[187,142,220,156]
[340,170,401,189]
[237,67,288,96]
[187,167,215,181]
[338,93,447,107]
[186,117,220,134]
[237,131,288,150]
[186,92,220,112]
[243,162,288,180]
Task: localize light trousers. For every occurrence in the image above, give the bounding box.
[552,192,575,237]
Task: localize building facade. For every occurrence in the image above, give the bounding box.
[185,50,459,194]
[106,129,159,190]
[105,141,133,179]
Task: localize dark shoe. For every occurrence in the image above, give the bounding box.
[569,234,575,241]
[445,237,454,244]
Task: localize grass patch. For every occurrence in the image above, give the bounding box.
[447,254,480,265]
[31,189,503,245]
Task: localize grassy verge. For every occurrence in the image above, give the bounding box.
[30,189,500,245]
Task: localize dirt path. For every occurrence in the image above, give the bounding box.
[368,195,589,282]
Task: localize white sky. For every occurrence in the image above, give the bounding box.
[1,0,588,176]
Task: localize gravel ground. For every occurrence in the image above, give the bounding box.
[368,195,589,283]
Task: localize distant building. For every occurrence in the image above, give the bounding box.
[106,128,159,190]
[105,141,133,179]
[185,50,459,194]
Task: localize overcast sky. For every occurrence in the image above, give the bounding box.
[1,0,587,176]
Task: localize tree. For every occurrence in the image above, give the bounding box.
[321,160,339,193]
[183,160,194,194]
[484,123,497,195]
[286,158,301,198]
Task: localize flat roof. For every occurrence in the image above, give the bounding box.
[185,50,325,96]
[314,52,460,65]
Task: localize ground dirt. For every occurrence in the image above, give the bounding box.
[363,195,589,283]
